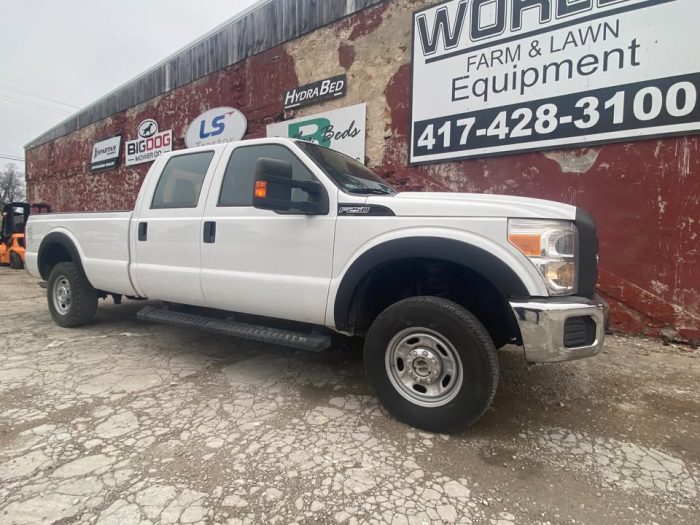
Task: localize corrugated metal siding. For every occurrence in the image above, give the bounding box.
[25,0,384,150]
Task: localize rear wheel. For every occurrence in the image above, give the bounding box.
[9,251,23,269]
[364,296,499,433]
[47,262,98,327]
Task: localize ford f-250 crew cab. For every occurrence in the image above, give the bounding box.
[25,137,607,432]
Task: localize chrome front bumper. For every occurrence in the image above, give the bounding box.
[509,296,608,363]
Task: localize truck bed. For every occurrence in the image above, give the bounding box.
[25,211,138,296]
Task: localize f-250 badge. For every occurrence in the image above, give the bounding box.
[338,206,371,215]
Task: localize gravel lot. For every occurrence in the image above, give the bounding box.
[1,267,698,525]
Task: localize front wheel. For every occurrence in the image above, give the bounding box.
[364,296,499,433]
[47,262,98,327]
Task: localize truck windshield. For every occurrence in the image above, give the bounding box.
[296,142,397,196]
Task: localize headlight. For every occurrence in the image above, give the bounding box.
[508,219,577,295]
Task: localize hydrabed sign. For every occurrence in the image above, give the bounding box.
[410,0,700,164]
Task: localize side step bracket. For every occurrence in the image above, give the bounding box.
[137,306,331,352]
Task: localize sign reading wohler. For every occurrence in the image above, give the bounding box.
[267,103,366,162]
[283,75,347,110]
[125,119,172,166]
[90,136,122,172]
[410,0,700,164]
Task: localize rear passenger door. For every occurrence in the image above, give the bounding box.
[200,141,337,325]
[132,149,222,305]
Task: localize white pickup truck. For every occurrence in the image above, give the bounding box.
[25,137,607,432]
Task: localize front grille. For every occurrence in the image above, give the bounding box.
[564,316,596,348]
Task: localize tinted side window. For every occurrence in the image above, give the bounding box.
[151,151,214,209]
[218,145,314,207]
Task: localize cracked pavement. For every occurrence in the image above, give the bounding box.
[1,268,698,524]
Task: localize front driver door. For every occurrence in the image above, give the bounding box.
[200,141,337,325]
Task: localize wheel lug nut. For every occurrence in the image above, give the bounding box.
[411,351,417,357]
[432,371,438,376]
[422,351,428,357]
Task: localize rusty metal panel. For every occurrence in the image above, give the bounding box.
[25,0,385,151]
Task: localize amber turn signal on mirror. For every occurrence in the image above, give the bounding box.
[254,181,267,198]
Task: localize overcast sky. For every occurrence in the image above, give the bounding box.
[0,0,261,169]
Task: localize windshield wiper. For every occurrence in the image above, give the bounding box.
[346,188,396,195]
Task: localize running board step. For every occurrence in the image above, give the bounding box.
[137,306,331,352]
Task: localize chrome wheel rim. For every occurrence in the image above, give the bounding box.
[53,277,72,315]
[385,327,463,407]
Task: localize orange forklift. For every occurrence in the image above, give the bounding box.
[0,202,51,269]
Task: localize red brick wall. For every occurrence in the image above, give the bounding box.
[26,47,298,212]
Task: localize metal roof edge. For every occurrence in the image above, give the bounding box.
[25,0,384,151]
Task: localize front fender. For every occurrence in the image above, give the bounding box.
[329,228,546,330]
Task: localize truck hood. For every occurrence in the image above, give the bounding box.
[368,192,576,220]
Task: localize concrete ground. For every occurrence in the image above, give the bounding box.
[0,267,698,525]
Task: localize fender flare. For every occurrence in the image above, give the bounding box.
[37,232,85,280]
[333,236,530,330]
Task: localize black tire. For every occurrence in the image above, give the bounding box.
[47,262,98,327]
[9,251,23,269]
[364,296,499,433]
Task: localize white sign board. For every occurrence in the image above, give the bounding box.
[267,103,367,162]
[126,119,172,166]
[410,0,700,164]
[90,136,122,172]
[185,107,247,148]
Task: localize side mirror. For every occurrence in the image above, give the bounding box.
[252,158,326,215]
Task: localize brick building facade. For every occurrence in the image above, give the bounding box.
[25,0,700,341]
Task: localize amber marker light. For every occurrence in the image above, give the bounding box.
[254,181,267,198]
[508,233,542,257]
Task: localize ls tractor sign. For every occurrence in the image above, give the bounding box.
[185,107,248,148]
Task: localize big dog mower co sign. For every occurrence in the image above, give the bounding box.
[410,0,700,164]
[125,119,172,166]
